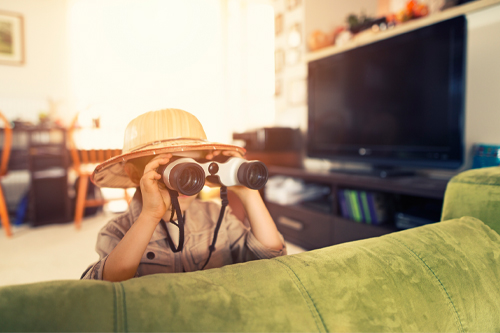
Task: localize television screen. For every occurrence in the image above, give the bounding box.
[307,16,466,171]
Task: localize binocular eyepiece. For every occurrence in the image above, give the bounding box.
[157,157,268,196]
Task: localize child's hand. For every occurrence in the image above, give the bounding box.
[205,150,236,188]
[140,154,172,222]
[205,150,253,198]
[207,149,283,251]
[205,149,243,160]
[205,150,242,189]
[227,184,254,198]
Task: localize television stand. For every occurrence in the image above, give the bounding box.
[329,166,416,178]
[264,165,450,250]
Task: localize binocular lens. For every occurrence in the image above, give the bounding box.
[170,163,205,196]
[237,162,268,190]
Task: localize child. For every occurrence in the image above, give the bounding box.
[81,108,286,282]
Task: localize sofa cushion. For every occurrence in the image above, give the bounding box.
[441,166,500,235]
[0,217,499,332]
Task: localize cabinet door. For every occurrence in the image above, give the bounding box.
[332,216,396,244]
[267,202,333,250]
[30,175,71,226]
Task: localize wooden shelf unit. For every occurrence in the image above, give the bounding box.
[306,0,500,63]
[265,166,450,250]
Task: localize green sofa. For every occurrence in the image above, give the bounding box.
[1,167,500,332]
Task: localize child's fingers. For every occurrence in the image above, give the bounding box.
[141,169,162,189]
[222,150,243,158]
[143,154,172,175]
[205,150,220,159]
[206,150,243,159]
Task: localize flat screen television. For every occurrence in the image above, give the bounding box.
[307,16,466,175]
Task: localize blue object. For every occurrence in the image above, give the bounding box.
[472,144,500,169]
[15,193,29,226]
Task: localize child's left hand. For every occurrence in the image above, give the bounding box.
[204,149,242,161]
[204,150,253,198]
[206,150,282,251]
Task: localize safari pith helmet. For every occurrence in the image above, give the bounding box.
[91,108,246,188]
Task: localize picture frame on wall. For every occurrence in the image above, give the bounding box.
[275,78,282,96]
[286,0,301,11]
[275,14,283,36]
[0,11,24,66]
[287,23,302,48]
[275,49,284,73]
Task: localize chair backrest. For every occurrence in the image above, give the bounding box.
[67,113,122,174]
[0,110,12,177]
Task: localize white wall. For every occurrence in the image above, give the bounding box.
[273,0,307,130]
[464,4,500,167]
[304,0,379,39]
[0,0,70,123]
[67,0,229,147]
[67,0,275,148]
[0,0,274,146]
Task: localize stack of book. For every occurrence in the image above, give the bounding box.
[338,189,390,225]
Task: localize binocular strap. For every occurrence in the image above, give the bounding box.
[201,186,229,270]
[161,187,229,269]
[161,189,185,253]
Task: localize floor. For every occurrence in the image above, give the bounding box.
[0,207,305,288]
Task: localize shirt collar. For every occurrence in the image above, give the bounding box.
[129,188,215,242]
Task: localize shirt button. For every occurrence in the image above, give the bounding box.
[147,252,155,260]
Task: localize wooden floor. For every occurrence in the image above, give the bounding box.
[0,207,305,288]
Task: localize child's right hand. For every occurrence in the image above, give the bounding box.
[139,154,172,222]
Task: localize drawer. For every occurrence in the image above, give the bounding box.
[332,216,397,244]
[267,202,333,250]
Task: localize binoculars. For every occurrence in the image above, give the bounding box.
[157,157,269,196]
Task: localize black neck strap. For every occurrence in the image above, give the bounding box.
[161,189,185,253]
[201,186,228,270]
[160,186,229,270]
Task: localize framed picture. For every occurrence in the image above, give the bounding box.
[0,11,24,66]
[275,14,283,36]
[287,23,302,48]
[275,78,282,97]
[286,0,301,11]
[275,49,284,73]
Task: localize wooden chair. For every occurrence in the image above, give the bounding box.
[0,111,12,237]
[68,113,131,229]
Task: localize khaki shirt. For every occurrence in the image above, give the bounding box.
[82,190,287,280]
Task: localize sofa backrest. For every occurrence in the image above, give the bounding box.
[1,216,499,332]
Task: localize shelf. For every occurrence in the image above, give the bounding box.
[265,166,448,249]
[306,0,500,63]
[268,166,449,199]
[267,201,400,250]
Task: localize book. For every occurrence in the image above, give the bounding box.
[366,192,379,224]
[348,190,362,222]
[338,190,349,219]
[355,190,366,223]
[340,189,391,224]
[343,189,354,220]
[359,191,371,224]
[366,192,389,225]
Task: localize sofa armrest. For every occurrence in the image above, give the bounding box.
[441,166,500,235]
